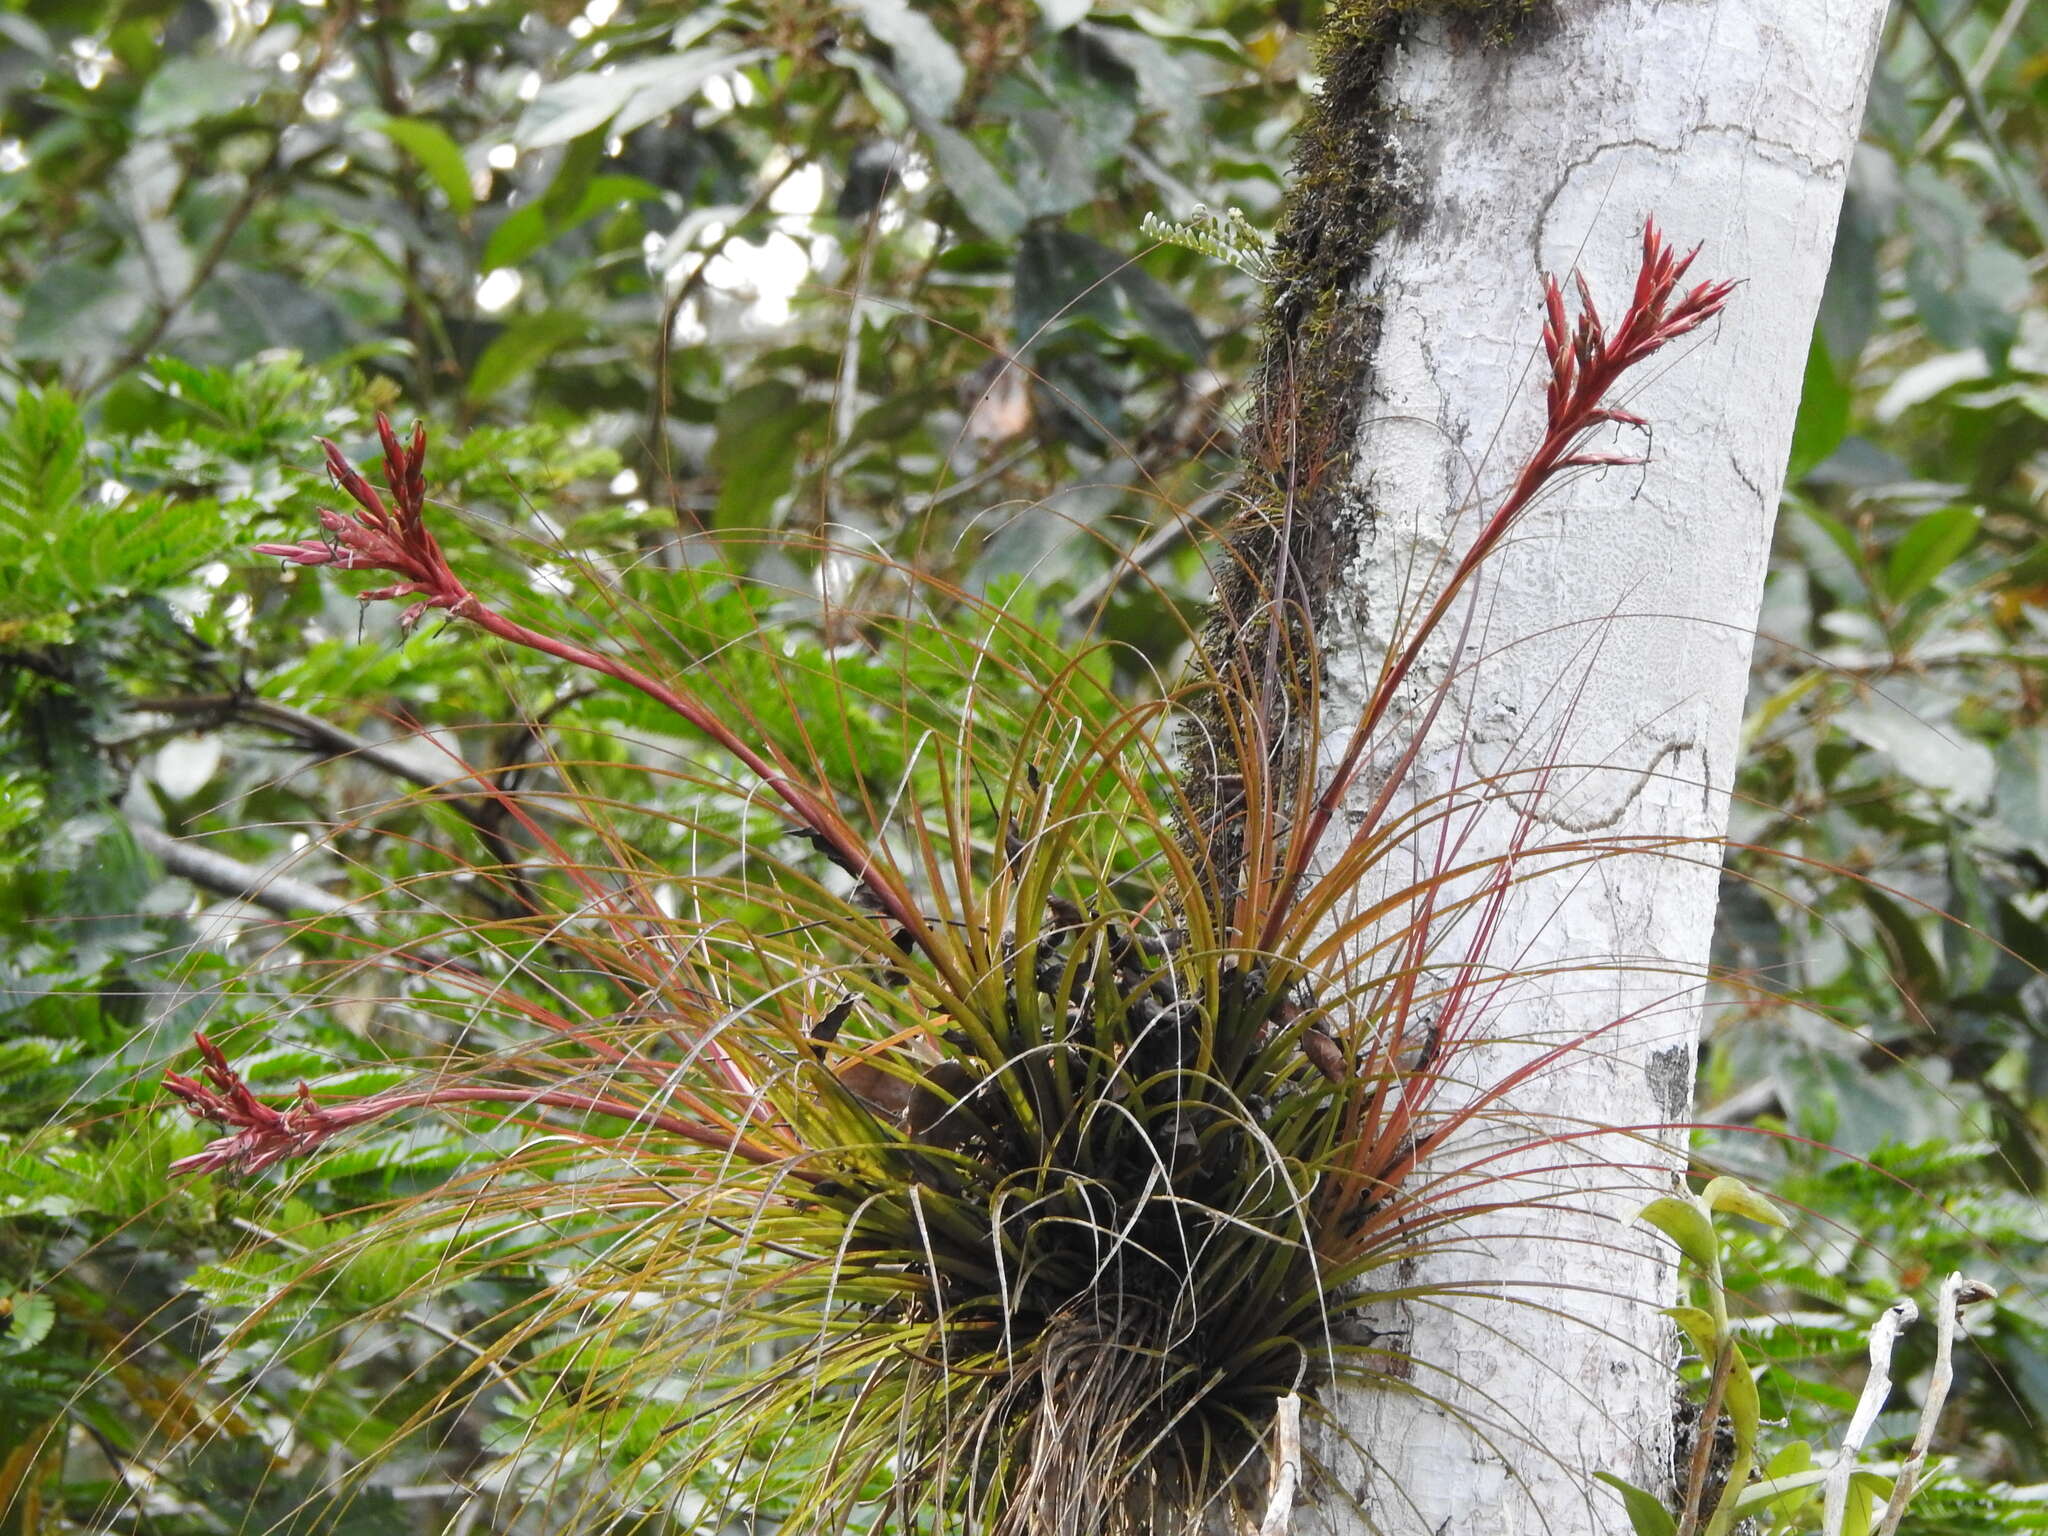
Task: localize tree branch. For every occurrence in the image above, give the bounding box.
[129,820,360,921]
[134,692,485,797]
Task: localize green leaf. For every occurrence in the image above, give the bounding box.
[1836,680,1994,804]
[135,54,266,134]
[1818,170,1884,366]
[1662,1305,1720,1357]
[1856,884,1945,998]
[918,120,1029,240]
[1787,328,1850,481]
[1731,1467,1830,1521]
[1843,1471,1895,1536]
[13,261,148,361]
[466,311,588,402]
[1722,1342,1759,1442]
[481,174,662,270]
[850,0,965,116]
[540,130,607,227]
[1884,505,1979,602]
[1594,1472,1676,1536]
[1014,226,1206,362]
[0,386,85,527]
[0,1290,55,1353]
[1907,236,2029,368]
[1701,1175,1787,1228]
[368,114,475,216]
[1636,1195,1717,1270]
[1746,1443,1821,1528]
[709,381,827,531]
[515,48,759,148]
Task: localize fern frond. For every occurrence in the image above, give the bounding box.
[1141,204,1275,282]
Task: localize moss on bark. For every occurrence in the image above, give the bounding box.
[1180,0,1547,906]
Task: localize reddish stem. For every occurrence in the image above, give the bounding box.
[252,417,936,955]
[1259,221,1732,950]
[164,1033,805,1181]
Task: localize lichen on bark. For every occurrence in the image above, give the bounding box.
[1179,0,1545,906]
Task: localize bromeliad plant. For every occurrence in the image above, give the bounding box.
[164,225,1732,1532]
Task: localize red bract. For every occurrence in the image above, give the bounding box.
[163,1033,381,1176]
[165,1032,804,1180]
[254,417,474,632]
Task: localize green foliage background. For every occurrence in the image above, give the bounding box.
[0,0,2043,1529]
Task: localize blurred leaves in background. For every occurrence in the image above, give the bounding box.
[0,0,2045,1529]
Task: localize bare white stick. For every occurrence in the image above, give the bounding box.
[1822,1299,1919,1536]
[1874,1275,1998,1536]
[1256,1392,1303,1536]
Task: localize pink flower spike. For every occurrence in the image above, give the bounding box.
[253,415,479,629]
[163,1033,354,1177]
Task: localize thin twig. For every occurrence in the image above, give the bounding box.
[648,157,802,530]
[1821,1298,1918,1536]
[1912,0,2029,156]
[1874,1274,1996,1536]
[1902,0,2048,249]
[648,80,842,531]
[134,690,557,920]
[1060,480,1239,628]
[1255,1392,1302,1536]
[78,1421,165,1536]
[133,693,483,797]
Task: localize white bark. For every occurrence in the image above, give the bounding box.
[1304,4,1887,1533]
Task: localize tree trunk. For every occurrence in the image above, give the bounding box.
[1283,3,1889,1532]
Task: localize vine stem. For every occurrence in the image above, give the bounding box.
[1673,1341,1735,1536]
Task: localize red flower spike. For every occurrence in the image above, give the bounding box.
[255,414,476,633]
[250,414,940,956]
[1265,217,1736,950]
[163,1032,803,1180]
[163,1032,374,1176]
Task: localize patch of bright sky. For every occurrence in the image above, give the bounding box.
[703,231,813,327]
[700,72,756,113]
[663,153,842,329]
[476,269,524,313]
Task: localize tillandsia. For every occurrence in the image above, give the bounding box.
[168,223,1729,1534]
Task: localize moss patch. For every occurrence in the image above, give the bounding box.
[1180,0,1546,901]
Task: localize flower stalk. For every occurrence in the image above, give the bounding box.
[164,1032,800,1179]
[1265,220,1735,949]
